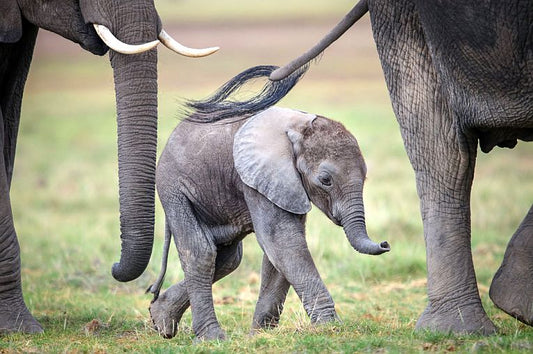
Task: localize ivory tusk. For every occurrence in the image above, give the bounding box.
[158,30,219,57]
[93,24,160,55]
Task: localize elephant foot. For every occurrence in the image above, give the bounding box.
[252,311,281,331]
[490,268,533,326]
[193,324,226,342]
[0,303,43,334]
[490,262,533,326]
[489,206,533,326]
[309,308,338,325]
[416,302,497,335]
[149,282,190,339]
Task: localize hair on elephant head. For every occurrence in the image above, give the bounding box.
[0,0,218,334]
[149,66,389,341]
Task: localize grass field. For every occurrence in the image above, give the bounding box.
[2,0,533,352]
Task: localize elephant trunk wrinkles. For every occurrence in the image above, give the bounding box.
[110,46,158,282]
[342,200,390,255]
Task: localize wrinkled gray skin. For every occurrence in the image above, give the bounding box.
[0,0,181,334]
[150,106,390,340]
[271,0,533,335]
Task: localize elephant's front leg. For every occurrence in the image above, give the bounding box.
[490,205,533,326]
[252,254,291,330]
[244,187,337,324]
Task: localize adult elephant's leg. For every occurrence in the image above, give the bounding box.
[0,23,41,334]
[370,0,496,334]
[398,86,495,334]
[0,129,42,333]
[490,205,533,325]
[150,241,243,338]
[252,254,290,330]
[244,186,337,324]
[413,147,496,334]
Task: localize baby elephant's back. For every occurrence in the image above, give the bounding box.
[156,119,247,207]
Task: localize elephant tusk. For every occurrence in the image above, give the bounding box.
[93,24,160,55]
[158,30,219,57]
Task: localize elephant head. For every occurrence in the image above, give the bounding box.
[234,107,390,255]
[0,0,218,283]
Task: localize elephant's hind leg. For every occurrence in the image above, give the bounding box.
[251,254,290,331]
[149,281,188,339]
[490,205,533,326]
[149,219,243,339]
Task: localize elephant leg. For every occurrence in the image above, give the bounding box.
[490,205,533,326]
[251,253,290,331]
[244,186,337,324]
[0,129,42,334]
[150,241,243,338]
[369,0,496,335]
[407,134,496,334]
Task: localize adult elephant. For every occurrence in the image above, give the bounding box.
[271,0,533,334]
[0,0,217,333]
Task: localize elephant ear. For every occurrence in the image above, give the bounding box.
[0,0,22,43]
[234,106,316,214]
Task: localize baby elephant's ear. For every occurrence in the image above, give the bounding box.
[0,0,22,43]
[234,107,315,214]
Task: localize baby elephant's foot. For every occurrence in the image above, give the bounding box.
[310,309,338,325]
[149,284,190,339]
[251,312,281,332]
[149,302,179,339]
[194,324,226,342]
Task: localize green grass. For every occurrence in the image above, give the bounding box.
[3,1,533,352]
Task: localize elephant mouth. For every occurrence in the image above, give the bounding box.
[79,23,109,56]
[330,213,342,226]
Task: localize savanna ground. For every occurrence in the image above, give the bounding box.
[2,0,533,352]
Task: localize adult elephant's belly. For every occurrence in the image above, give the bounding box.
[477,126,533,153]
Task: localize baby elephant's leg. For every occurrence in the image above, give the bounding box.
[252,254,290,330]
[245,187,338,324]
[150,239,243,339]
[149,281,188,338]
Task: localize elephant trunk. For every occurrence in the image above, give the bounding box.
[109,40,158,282]
[341,199,390,255]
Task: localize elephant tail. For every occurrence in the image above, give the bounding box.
[270,0,368,81]
[183,64,308,123]
[146,217,172,301]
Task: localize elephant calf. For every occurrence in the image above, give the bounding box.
[149,106,390,341]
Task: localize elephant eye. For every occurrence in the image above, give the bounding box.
[318,172,332,187]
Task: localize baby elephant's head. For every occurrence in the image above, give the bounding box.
[234,107,390,255]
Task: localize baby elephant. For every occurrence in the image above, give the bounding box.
[149,106,390,341]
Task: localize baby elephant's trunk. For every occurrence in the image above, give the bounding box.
[342,208,390,255]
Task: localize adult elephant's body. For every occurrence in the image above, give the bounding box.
[370,0,533,334]
[272,0,533,334]
[0,0,215,333]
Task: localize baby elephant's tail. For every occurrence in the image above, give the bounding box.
[146,219,172,301]
[184,64,308,123]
